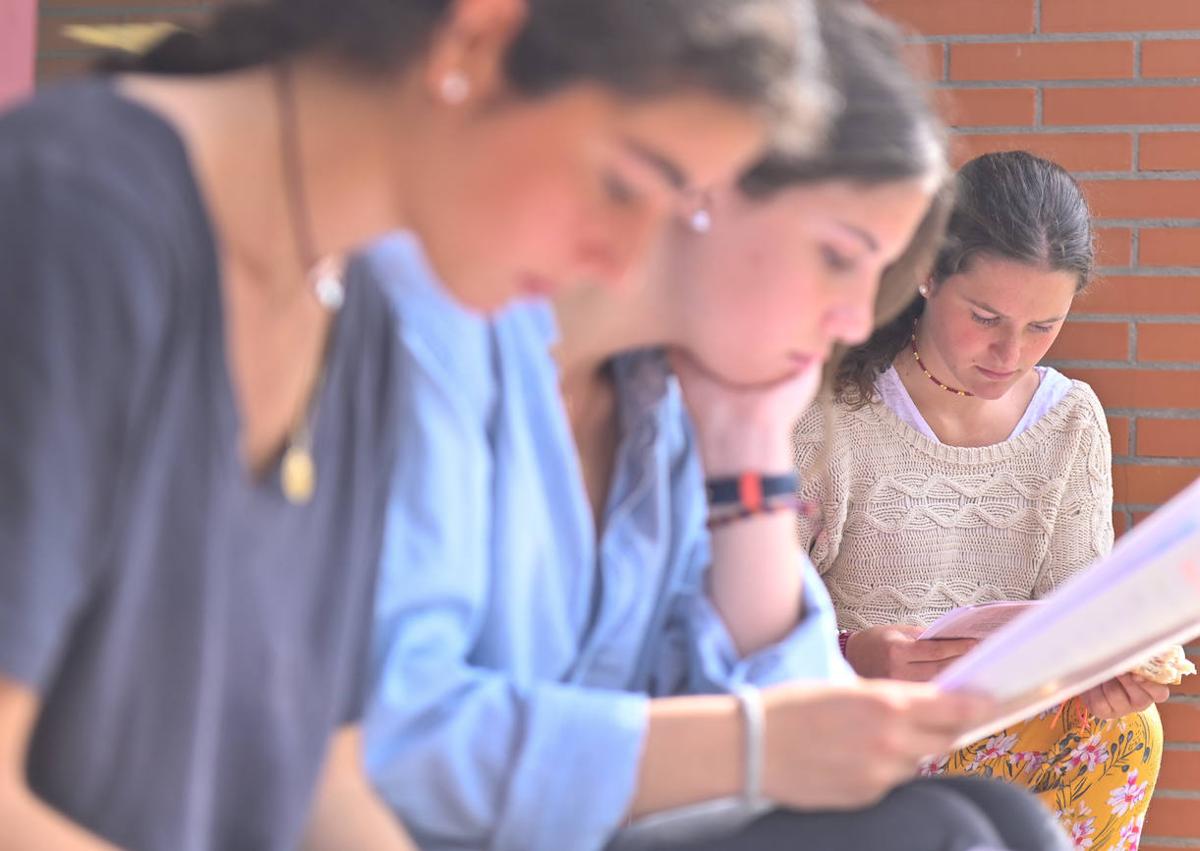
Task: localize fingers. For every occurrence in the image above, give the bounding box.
[906,637,978,663]
[903,656,971,683]
[1082,684,1114,719]
[1120,674,1170,709]
[870,682,994,733]
[1086,676,1144,719]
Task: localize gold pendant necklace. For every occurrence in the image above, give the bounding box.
[273,61,345,506]
[281,443,316,504]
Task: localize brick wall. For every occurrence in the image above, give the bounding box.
[871,0,1200,846]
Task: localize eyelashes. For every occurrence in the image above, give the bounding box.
[821,245,857,273]
[602,171,640,206]
[971,312,1057,334]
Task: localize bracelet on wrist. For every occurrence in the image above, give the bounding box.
[706,471,797,511]
[706,496,806,530]
[837,629,854,658]
[734,685,769,808]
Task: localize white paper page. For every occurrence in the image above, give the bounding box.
[934,475,1200,748]
[920,601,1041,640]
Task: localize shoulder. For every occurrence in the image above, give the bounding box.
[1,80,205,239]
[0,81,211,367]
[1045,374,1109,438]
[793,397,888,452]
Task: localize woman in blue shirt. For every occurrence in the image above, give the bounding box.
[365,3,1071,850]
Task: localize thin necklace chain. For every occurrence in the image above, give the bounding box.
[274,61,339,504]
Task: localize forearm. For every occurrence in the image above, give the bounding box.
[701,420,804,657]
[302,727,415,851]
[0,785,122,851]
[629,694,743,819]
[707,511,805,657]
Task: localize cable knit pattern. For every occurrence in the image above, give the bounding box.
[793,381,1113,631]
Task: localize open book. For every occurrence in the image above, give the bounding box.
[934,474,1200,748]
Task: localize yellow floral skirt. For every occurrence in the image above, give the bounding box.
[922,700,1162,850]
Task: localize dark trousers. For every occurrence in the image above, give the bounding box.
[632,776,1070,851]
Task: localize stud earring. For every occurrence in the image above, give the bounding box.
[918,284,930,297]
[688,207,712,234]
[439,71,471,105]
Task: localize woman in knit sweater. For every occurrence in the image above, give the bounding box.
[794,150,1166,851]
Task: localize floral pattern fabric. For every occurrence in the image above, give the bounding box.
[922,700,1162,850]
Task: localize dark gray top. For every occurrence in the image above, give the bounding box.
[0,80,399,850]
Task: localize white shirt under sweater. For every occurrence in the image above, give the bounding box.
[793,367,1113,631]
[875,365,1075,444]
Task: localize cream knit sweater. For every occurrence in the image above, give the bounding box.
[793,380,1113,631]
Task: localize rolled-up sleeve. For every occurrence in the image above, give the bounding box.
[682,558,856,690]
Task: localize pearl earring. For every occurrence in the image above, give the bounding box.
[439,71,471,105]
[918,284,930,297]
[688,206,712,234]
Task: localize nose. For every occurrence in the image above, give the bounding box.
[822,278,877,347]
[990,331,1022,370]
[574,204,663,291]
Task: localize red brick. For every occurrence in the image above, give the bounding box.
[1143,39,1200,78]
[1132,511,1154,526]
[1113,510,1129,535]
[1159,749,1200,787]
[1112,463,1200,503]
[1043,0,1200,32]
[1137,418,1200,457]
[941,88,1036,128]
[1160,701,1200,742]
[870,0,1035,36]
[1045,321,1129,360]
[1094,228,1132,268]
[1144,795,1200,838]
[1075,277,1200,316]
[1082,180,1200,220]
[904,42,945,82]
[1141,133,1200,171]
[1169,650,1200,696]
[952,133,1132,172]
[950,42,1133,82]
[1139,324,1200,362]
[1109,416,1131,455]
[1064,368,1200,409]
[1044,87,1200,126]
[1141,229,1200,268]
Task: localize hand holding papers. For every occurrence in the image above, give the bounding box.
[932,475,1200,747]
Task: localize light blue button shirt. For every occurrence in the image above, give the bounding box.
[363,234,854,851]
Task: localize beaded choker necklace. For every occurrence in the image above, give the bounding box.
[909,320,974,398]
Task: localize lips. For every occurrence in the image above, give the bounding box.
[976,365,1017,380]
[519,275,557,297]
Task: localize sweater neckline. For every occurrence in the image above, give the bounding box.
[863,380,1094,464]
